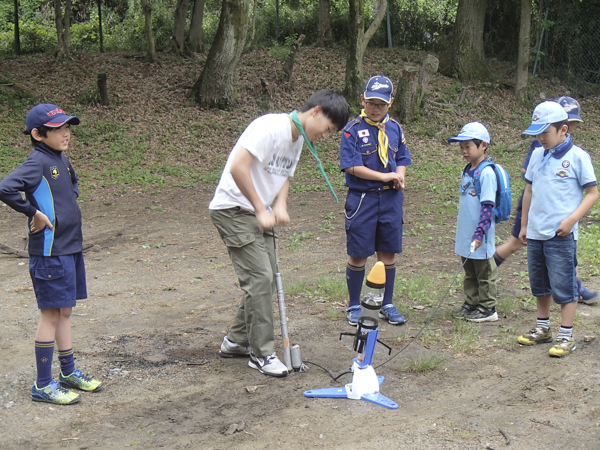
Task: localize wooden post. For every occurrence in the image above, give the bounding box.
[416,54,439,109]
[97,73,108,105]
[394,64,419,123]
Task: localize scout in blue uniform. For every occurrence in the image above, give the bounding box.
[0,104,103,405]
[340,76,411,326]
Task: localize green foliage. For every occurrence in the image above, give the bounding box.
[404,353,445,372]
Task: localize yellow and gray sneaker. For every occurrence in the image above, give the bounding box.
[59,369,103,392]
[549,337,577,357]
[32,380,81,405]
[517,327,552,345]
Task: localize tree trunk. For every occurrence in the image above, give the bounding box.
[443,0,489,80]
[316,0,332,47]
[53,0,71,57]
[97,73,109,106]
[173,0,190,55]
[344,0,387,99]
[187,0,206,53]
[515,0,531,100]
[191,0,250,108]
[140,0,156,62]
[282,34,305,83]
[244,0,257,51]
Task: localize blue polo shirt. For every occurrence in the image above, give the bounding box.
[455,162,497,259]
[524,139,597,240]
[340,115,411,190]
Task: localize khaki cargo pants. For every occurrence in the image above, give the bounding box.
[210,207,278,357]
[461,256,497,309]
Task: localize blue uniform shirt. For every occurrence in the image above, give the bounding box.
[0,142,83,256]
[524,140,597,241]
[455,162,497,259]
[340,115,411,190]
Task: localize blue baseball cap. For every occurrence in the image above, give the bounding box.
[363,76,394,104]
[447,122,491,144]
[555,96,583,122]
[523,101,568,135]
[25,103,80,134]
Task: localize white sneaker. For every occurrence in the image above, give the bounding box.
[219,336,251,358]
[248,352,288,377]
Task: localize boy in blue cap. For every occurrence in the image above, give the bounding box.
[448,122,498,322]
[210,90,350,377]
[493,97,597,304]
[340,76,411,326]
[517,101,598,357]
[0,103,103,404]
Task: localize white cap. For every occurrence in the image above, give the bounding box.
[447,122,490,144]
[523,101,568,135]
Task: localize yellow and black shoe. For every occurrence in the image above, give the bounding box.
[549,337,577,357]
[59,370,103,392]
[31,381,81,405]
[517,327,552,345]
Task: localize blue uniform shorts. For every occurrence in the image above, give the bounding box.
[29,252,87,310]
[345,187,404,258]
[527,234,577,304]
[510,190,524,239]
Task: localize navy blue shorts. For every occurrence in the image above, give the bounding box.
[345,187,404,258]
[510,190,525,239]
[29,252,87,310]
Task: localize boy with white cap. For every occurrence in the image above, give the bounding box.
[517,101,598,357]
[493,96,597,303]
[340,76,412,327]
[448,122,498,322]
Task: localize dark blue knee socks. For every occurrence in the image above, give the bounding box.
[346,263,365,308]
[58,348,75,376]
[35,341,54,388]
[383,263,396,306]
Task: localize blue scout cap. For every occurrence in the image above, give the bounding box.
[25,103,80,134]
[555,96,583,122]
[447,122,491,144]
[523,101,568,135]
[363,76,394,104]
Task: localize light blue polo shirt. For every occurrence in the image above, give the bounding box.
[455,163,497,259]
[524,141,597,240]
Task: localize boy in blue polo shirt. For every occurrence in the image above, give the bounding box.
[0,103,103,404]
[517,101,598,357]
[340,76,411,326]
[449,122,498,322]
[493,96,597,304]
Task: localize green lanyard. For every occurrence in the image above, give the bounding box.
[289,110,339,203]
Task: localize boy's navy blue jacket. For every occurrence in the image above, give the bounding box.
[0,142,83,256]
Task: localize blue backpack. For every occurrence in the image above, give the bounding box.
[462,158,512,222]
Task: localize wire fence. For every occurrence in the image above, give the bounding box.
[538,0,600,93]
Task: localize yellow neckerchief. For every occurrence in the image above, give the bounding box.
[360,110,389,167]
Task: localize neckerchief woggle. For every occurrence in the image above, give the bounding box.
[289,110,339,203]
[538,134,572,172]
[360,109,390,167]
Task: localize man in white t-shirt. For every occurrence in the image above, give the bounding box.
[209,90,350,377]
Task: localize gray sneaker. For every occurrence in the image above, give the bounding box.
[219,336,251,358]
[465,305,498,322]
[248,352,288,377]
[517,327,552,346]
[452,303,476,319]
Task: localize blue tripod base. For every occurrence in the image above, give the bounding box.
[304,375,399,409]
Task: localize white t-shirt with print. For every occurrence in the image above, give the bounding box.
[209,113,304,211]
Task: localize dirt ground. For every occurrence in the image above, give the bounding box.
[0,186,599,450]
